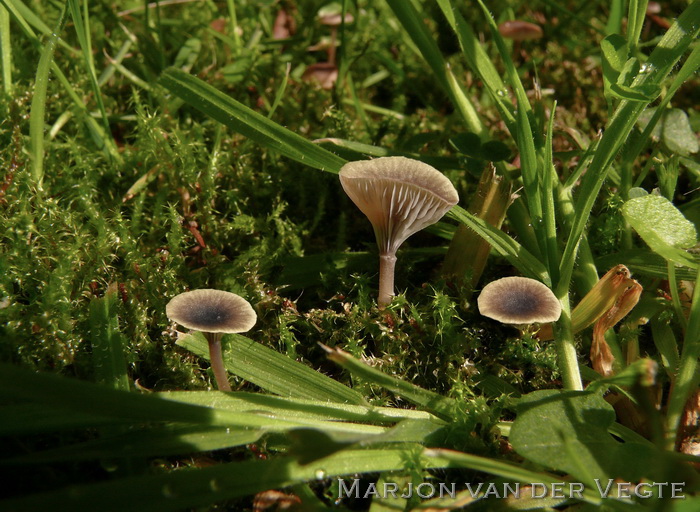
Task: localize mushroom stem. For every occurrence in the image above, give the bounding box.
[378,253,397,307]
[205,333,232,392]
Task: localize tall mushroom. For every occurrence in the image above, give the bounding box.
[166,289,257,391]
[477,276,561,325]
[339,156,459,307]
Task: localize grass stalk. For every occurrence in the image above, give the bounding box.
[0,5,11,94]
[225,0,241,54]
[29,4,67,186]
[553,295,584,391]
[664,266,700,449]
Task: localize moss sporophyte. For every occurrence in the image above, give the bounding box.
[166,289,257,391]
[339,157,459,307]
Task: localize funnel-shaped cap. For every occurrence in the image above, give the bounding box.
[478,277,561,324]
[166,289,257,334]
[339,157,459,255]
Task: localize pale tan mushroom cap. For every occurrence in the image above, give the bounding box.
[339,156,459,255]
[166,289,257,333]
[498,20,543,41]
[477,276,561,324]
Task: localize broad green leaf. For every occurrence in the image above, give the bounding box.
[601,34,628,81]
[662,109,699,156]
[608,82,660,102]
[622,195,699,268]
[159,67,347,173]
[177,332,366,405]
[509,390,671,485]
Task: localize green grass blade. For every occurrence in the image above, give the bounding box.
[446,206,551,285]
[665,266,700,449]
[159,67,347,173]
[434,0,515,131]
[177,332,366,405]
[0,363,375,434]
[28,4,67,186]
[626,0,650,50]
[3,425,263,465]
[67,0,119,161]
[323,345,458,421]
[0,0,77,55]
[384,0,485,136]
[89,290,129,391]
[557,0,700,297]
[0,5,11,93]
[0,448,454,512]
[164,391,436,423]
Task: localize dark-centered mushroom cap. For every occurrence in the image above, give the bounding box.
[339,156,459,255]
[166,289,257,334]
[498,20,543,41]
[477,276,561,324]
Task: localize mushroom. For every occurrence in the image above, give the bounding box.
[339,156,459,307]
[497,20,543,41]
[477,276,561,325]
[302,62,338,90]
[166,289,257,391]
[317,5,354,65]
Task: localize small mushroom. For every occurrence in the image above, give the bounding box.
[166,289,256,391]
[317,4,354,65]
[497,20,543,41]
[302,62,338,90]
[477,276,561,325]
[339,156,459,307]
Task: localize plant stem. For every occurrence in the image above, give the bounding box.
[664,266,700,449]
[206,333,232,392]
[553,295,583,391]
[378,253,397,308]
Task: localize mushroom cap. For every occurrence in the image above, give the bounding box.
[339,156,459,255]
[498,20,543,41]
[166,289,257,334]
[477,276,561,324]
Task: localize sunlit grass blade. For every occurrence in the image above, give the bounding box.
[446,206,550,285]
[0,5,11,93]
[322,345,458,421]
[0,0,77,55]
[384,0,485,136]
[178,332,366,405]
[0,447,455,512]
[67,0,119,161]
[28,4,67,186]
[159,67,347,173]
[557,0,700,298]
[434,0,515,131]
[163,391,437,423]
[0,363,376,434]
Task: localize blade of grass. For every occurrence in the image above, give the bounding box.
[0,5,11,93]
[446,205,551,285]
[67,0,119,161]
[89,288,130,391]
[627,0,650,51]
[322,345,458,421]
[557,0,700,299]
[0,0,78,55]
[159,67,347,173]
[28,4,67,186]
[384,0,485,137]
[0,363,379,436]
[178,332,366,405]
[0,447,454,512]
[435,0,515,131]
[665,265,700,449]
